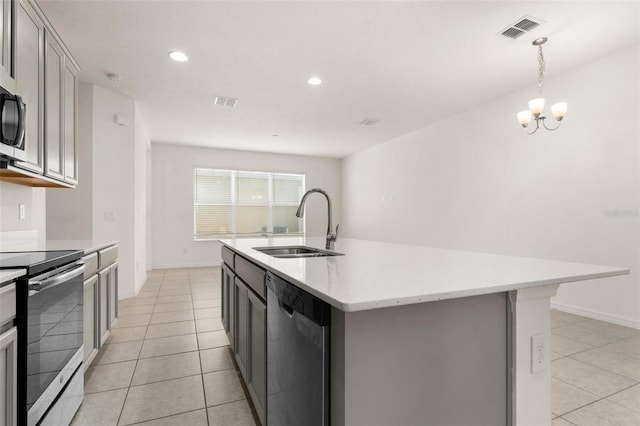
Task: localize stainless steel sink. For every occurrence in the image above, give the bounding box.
[253,246,344,259]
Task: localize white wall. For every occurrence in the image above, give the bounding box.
[0,182,46,235]
[151,144,342,268]
[342,46,640,328]
[91,85,148,298]
[47,82,94,239]
[134,104,149,292]
[46,84,148,298]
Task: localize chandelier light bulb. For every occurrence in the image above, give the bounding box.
[517,110,532,127]
[551,102,568,121]
[528,98,545,117]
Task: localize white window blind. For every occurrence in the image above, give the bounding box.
[194,168,305,239]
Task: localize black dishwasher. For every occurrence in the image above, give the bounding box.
[266,272,330,426]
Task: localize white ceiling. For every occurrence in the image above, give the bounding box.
[37,1,639,158]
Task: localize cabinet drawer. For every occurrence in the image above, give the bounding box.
[235,255,266,300]
[221,245,235,268]
[0,283,16,325]
[98,245,118,269]
[82,252,98,277]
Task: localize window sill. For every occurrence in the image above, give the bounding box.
[194,233,304,242]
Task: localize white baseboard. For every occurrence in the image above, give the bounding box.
[150,262,220,270]
[551,301,640,330]
[119,290,138,299]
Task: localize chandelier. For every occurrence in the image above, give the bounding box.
[517,37,567,134]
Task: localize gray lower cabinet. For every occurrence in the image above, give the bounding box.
[221,248,266,425]
[0,327,17,426]
[108,263,118,326]
[221,263,235,346]
[83,274,99,366]
[234,277,249,378]
[98,265,116,345]
[98,268,108,345]
[0,281,17,426]
[247,290,266,425]
[82,244,119,369]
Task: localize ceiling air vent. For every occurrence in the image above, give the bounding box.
[359,118,379,126]
[213,96,238,107]
[499,15,543,39]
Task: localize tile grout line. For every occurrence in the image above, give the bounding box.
[553,380,640,421]
[551,332,639,361]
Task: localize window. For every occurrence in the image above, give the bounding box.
[194,168,305,239]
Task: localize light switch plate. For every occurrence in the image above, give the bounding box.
[19,204,25,220]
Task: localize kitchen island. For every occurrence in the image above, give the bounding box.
[221,237,628,426]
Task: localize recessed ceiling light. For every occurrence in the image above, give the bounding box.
[307,77,322,86]
[169,51,189,62]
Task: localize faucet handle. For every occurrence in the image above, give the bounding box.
[335,224,340,240]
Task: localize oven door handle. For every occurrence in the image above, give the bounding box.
[28,264,85,295]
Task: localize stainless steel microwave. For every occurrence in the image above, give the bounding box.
[0,85,26,162]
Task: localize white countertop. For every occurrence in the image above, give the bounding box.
[221,237,629,312]
[0,269,26,284]
[0,239,118,255]
[41,240,118,255]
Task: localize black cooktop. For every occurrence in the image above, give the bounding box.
[0,250,82,276]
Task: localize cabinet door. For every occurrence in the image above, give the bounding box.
[223,265,236,349]
[83,275,99,367]
[247,291,266,425]
[221,264,233,334]
[14,0,43,173]
[62,58,77,184]
[0,327,17,426]
[234,277,248,379]
[98,268,109,345]
[0,0,15,92]
[44,32,63,180]
[108,263,118,327]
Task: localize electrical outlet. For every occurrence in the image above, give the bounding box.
[531,334,548,373]
[18,204,25,220]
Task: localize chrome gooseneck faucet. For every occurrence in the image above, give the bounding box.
[296,188,340,250]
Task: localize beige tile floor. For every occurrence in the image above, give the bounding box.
[550,310,640,425]
[71,267,640,425]
[71,267,258,426]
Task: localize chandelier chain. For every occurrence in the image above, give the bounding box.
[537,44,546,89]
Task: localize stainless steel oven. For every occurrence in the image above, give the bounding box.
[0,250,84,426]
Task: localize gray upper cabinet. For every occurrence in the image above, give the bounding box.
[14,0,43,174]
[44,30,77,185]
[1,0,79,188]
[44,31,63,180]
[0,0,15,92]
[63,57,77,184]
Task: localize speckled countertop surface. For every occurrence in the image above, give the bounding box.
[221,237,629,312]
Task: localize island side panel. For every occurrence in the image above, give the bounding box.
[511,284,559,426]
[331,292,509,426]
